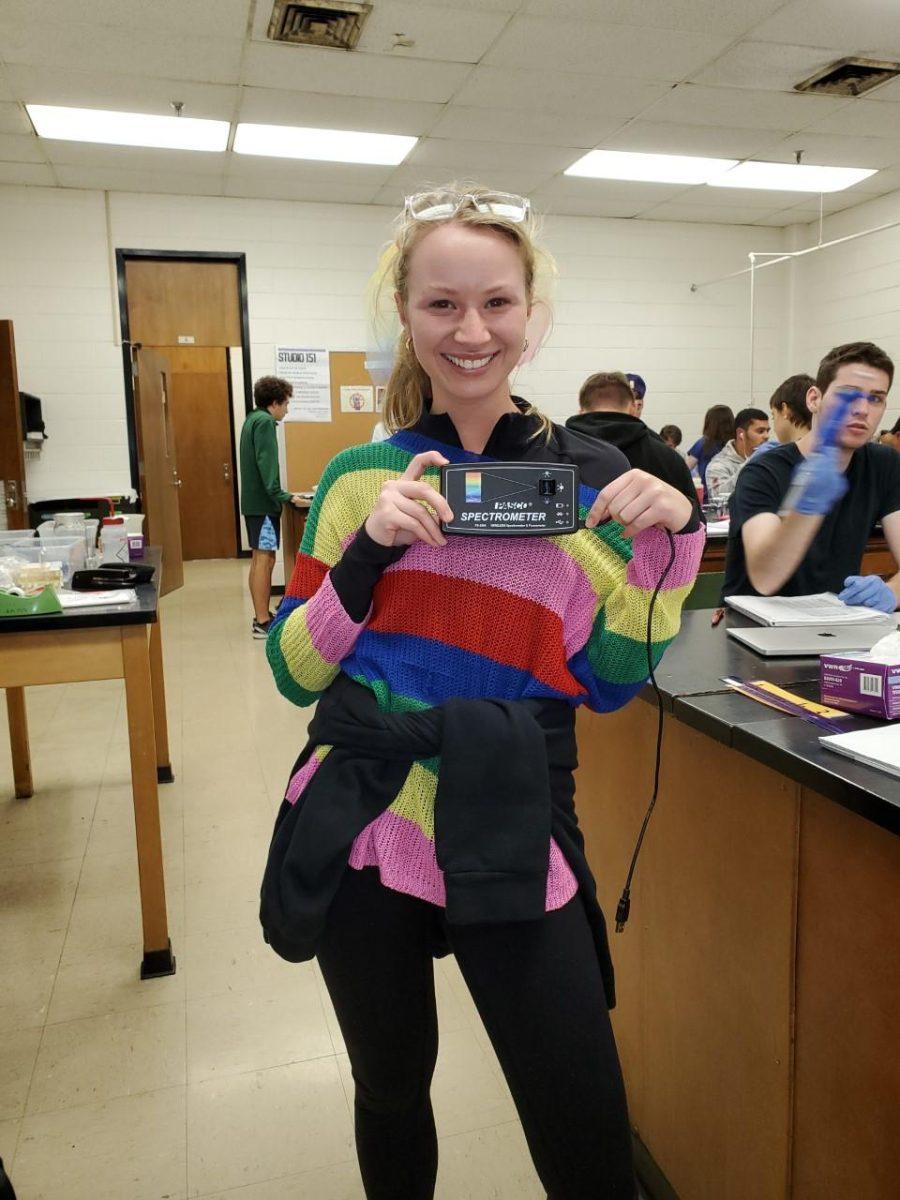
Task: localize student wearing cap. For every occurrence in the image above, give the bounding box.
[625,372,646,418]
[566,371,697,503]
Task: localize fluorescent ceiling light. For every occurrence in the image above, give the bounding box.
[565,149,737,185]
[710,161,876,192]
[234,123,416,165]
[26,104,228,151]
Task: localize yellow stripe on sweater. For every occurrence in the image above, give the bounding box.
[279,607,340,693]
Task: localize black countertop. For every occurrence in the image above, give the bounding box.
[647,610,900,836]
[0,548,161,634]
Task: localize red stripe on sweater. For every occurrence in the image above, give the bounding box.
[369,569,583,696]
[286,554,329,601]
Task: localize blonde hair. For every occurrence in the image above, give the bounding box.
[370,183,555,440]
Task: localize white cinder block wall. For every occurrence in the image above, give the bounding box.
[0,182,792,503]
[790,190,900,433]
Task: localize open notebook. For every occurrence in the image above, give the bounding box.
[725,593,896,628]
[819,726,900,779]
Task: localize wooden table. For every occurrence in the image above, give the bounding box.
[700,528,897,574]
[281,498,311,587]
[1,548,175,978]
[575,610,900,1200]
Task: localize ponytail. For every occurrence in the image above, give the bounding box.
[383,336,431,434]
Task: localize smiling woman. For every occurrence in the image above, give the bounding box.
[261,181,705,1200]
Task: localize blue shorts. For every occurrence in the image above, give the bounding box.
[244,514,281,550]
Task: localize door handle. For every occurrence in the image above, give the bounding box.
[172,478,183,488]
[5,480,18,509]
[223,463,231,483]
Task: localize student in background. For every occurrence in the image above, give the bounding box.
[750,373,814,460]
[724,341,900,610]
[659,424,683,452]
[625,372,646,418]
[566,371,697,502]
[705,407,770,501]
[686,405,735,499]
[879,416,900,451]
[239,375,305,638]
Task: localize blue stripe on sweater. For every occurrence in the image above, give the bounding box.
[342,630,580,707]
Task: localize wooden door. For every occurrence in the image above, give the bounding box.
[0,320,28,530]
[160,346,236,560]
[132,347,184,595]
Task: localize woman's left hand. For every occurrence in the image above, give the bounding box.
[585,469,693,538]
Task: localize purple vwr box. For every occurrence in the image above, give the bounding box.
[820,651,900,720]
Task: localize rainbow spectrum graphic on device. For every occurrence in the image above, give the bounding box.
[440,463,579,536]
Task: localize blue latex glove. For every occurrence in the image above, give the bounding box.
[838,575,898,613]
[780,446,848,517]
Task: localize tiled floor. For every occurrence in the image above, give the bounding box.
[0,560,547,1200]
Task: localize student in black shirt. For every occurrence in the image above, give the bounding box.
[566,370,698,505]
[724,341,900,610]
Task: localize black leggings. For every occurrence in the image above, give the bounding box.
[316,866,636,1200]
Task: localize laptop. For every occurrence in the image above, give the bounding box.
[727,623,896,658]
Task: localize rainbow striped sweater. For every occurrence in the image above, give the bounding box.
[267,409,705,913]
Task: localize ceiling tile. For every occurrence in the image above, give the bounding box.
[689,41,844,91]
[642,83,849,130]
[0,161,55,186]
[864,76,900,103]
[454,67,671,117]
[406,138,580,174]
[226,159,396,188]
[355,1,511,62]
[0,132,45,163]
[484,16,734,81]
[2,67,239,121]
[802,100,900,138]
[249,0,520,40]
[531,177,692,217]
[521,0,786,37]
[699,182,830,208]
[243,42,471,103]
[225,176,385,204]
[638,200,783,224]
[752,0,900,57]
[238,89,442,136]
[0,21,245,86]
[0,1,252,39]
[53,164,225,196]
[601,120,785,158]
[0,102,30,135]
[753,132,900,170]
[428,104,626,149]
[42,142,229,175]
[373,165,554,207]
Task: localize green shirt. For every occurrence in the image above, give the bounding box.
[239,409,291,516]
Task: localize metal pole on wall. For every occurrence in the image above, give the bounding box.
[748,253,756,404]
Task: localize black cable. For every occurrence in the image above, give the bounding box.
[615,528,677,933]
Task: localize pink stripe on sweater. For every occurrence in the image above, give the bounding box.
[626,525,706,592]
[342,532,597,658]
[305,573,369,664]
[285,747,327,805]
[348,809,579,912]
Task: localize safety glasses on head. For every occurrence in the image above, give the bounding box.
[404,189,531,223]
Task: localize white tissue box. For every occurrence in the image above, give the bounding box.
[820,651,900,720]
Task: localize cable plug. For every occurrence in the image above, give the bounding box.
[615,890,630,933]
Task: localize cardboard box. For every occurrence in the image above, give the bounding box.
[820,652,900,720]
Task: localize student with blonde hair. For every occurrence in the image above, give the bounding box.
[261,185,705,1198]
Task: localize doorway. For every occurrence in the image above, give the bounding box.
[117,252,252,561]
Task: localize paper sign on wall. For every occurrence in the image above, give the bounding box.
[276,347,331,422]
[340,384,374,413]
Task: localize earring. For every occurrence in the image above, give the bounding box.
[405,335,413,353]
[522,337,529,352]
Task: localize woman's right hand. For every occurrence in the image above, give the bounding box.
[365,451,454,548]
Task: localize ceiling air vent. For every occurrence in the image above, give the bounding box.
[795,57,900,97]
[267,1,372,51]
